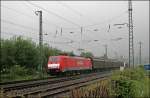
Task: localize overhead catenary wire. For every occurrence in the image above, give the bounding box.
[1,2,130,53]
[71,10,128,42]
[2,26,38,37]
[3,4,61,29]
[1,18,58,37]
[1,3,81,43]
[3,1,128,31]
[1,19,38,31]
[1,5,54,31]
[2,22,75,43]
[1,12,128,47]
[58,1,82,16]
[58,1,97,24]
[4,1,128,32]
[1,31,74,44]
[2,25,74,44]
[26,1,81,28]
[1,20,53,41]
[24,1,81,30]
[1,18,76,45]
[23,2,75,29]
[1,5,34,19]
[2,31,78,51]
[83,10,128,28]
[25,1,128,31]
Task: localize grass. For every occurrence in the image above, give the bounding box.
[71,79,111,98]
[1,65,149,98]
[71,65,149,98]
[0,65,51,83]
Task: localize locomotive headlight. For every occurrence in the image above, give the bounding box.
[48,64,60,68]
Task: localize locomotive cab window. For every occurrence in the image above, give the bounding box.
[49,57,60,62]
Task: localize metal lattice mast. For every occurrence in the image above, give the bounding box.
[128,0,134,68]
[139,41,142,64]
[104,44,108,59]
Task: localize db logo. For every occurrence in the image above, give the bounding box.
[77,61,83,65]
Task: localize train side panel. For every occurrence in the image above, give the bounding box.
[92,58,123,70]
[47,56,124,73]
[92,59,105,69]
[63,57,92,72]
[47,56,92,73]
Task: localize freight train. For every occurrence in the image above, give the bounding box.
[47,55,124,73]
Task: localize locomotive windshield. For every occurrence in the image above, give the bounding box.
[49,57,60,62]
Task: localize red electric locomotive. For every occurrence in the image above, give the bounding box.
[47,56,92,73]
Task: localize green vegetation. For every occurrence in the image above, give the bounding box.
[71,65,149,98]
[0,36,75,82]
[111,65,149,98]
[1,65,46,82]
[71,79,110,98]
[80,51,94,58]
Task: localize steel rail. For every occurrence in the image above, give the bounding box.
[34,73,110,98]
[1,72,98,91]
[1,71,111,98]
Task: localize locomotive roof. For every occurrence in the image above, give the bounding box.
[49,55,90,59]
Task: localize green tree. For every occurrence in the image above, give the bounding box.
[1,38,16,72]
[0,36,40,72]
[14,37,40,69]
[80,52,94,58]
[60,51,75,56]
[67,51,75,56]
[1,36,76,74]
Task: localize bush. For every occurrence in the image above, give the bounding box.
[9,65,29,76]
[111,66,149,98]
[0,65,37,82]
[80,52,94,58]
[0,37,40,71]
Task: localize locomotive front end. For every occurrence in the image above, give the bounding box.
[47,56,61,72]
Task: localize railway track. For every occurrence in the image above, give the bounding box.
[0,71,111,98]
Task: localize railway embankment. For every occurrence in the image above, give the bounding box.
[0,65,149,98]
[71,65,149,98]
[0,71,110,98]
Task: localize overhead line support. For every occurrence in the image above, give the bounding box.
[128,0,134,68]
[35,10,43,73]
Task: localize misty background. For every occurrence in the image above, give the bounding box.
[1,1,149,65]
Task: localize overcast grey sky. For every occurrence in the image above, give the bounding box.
[1,1,149,63]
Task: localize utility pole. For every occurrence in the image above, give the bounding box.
[81,27,83,47]
[35,11,43,46]
[128,0,134,68]
[79,27,83,55]
[35,10,43,73]
[139,41,142,64]
[104,44,108,60]
[81,27,83,39]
